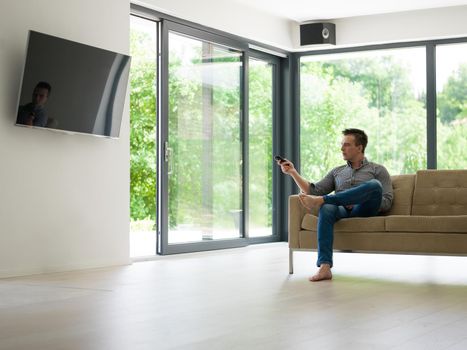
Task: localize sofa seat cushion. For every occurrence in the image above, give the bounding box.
[301,214,386,232]
[385,215,467,233]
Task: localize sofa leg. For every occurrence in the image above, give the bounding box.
[289,249,294,274]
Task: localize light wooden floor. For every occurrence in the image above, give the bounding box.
[1,242,467,350]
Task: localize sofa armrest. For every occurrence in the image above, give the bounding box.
[288,195,309,249]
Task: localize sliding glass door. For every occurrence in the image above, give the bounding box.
[167,31,243,244]
[129,8,283,255]
[158,21,249,254]
[155,20,282,254]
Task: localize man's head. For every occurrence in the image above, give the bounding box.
[32,81,51,107]
[341,128,368,162]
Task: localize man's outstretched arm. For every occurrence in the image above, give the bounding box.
[277,159,310,193]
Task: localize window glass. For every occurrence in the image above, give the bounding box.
[249,58,273,237]
[300,47,427,179]
[436,43,467,169]
[168,32,243,243]
[129,15,158,257]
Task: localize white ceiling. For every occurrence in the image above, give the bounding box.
[230,0,467,22]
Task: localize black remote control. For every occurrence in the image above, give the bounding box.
[274,155,286,163]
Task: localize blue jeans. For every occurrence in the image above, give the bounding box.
[316,179,383,267]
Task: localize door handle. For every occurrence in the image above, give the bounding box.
[165,141,173,175]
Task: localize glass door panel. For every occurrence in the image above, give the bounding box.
[129,15,158,257]
[248,58,273,237]
[167,32,243,244]
[436,43,467,169]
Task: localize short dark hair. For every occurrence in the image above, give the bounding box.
[342,128,368,153]
[35,81,52,96]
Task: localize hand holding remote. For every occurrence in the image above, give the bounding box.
[274,155,286,163]
[275,155,294,174]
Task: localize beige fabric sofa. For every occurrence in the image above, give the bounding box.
[288,169,467,273]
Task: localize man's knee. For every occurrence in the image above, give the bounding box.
[319,204,339,218]
[367,179,383,193]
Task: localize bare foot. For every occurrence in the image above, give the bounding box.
[309,264,332,282]
[298,193,324,210]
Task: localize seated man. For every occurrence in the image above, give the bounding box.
[278,128,393,282]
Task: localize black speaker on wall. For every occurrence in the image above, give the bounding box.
[300,22,336,45]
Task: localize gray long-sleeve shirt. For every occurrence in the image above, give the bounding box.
[308,158,394,212]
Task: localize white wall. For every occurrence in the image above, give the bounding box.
[134,2,467,51]
[293,5,467,51]
[134,0,294,50]
[0,0,130,277]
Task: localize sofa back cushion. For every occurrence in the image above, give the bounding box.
[385,174,416,215]
[412,170,467,216]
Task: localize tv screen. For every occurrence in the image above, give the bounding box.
[15,31,130,138]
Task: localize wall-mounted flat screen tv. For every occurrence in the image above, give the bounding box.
[15,30,130,138]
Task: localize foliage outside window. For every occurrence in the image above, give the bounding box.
[249,58,273,236]
[436,43,467,169]
[129,16,157,256]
